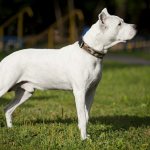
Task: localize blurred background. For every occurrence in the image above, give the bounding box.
[0,0,150,61]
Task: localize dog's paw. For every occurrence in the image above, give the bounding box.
[81,134,92,141]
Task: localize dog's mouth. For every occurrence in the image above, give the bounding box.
[104,40,126,49]
[119,29,137,42]
[119,40,126,43]
[104,30,136,50]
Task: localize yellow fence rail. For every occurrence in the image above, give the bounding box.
[0,6,33,39]
[26,9,84,48]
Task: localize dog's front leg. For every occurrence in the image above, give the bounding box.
[85,86,97,123]
[73,89,87,140]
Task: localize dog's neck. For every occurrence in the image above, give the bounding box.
[83,21,121,54]
[83,21,107,53]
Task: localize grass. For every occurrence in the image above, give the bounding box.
[0,61,150,149]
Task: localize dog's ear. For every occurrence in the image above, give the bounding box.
[101,8,109,16]
[98,8,109,24]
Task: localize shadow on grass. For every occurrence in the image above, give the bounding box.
[13,117,76,127]
[1,115,150,133]
[90,115,150,130]
[18,115,150,130]
[30,117,76,125]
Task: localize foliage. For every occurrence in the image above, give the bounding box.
[0,0,150,35]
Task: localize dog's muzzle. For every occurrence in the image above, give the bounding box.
[78,39,105,59]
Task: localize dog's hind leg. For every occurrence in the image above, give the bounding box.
[4,87,33,128]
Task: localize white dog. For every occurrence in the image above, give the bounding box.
[0,8,136,140]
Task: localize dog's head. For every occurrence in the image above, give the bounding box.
[98,8,136,43]
[83,8,137,52]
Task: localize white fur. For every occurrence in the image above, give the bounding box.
[0,8,136,140]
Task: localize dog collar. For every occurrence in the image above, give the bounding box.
[78,39,106,59]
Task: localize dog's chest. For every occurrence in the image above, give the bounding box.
[86,61,102,87]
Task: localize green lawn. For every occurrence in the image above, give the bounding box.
[0,62,150,150]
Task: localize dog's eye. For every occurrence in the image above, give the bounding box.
[118,22,122,26]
